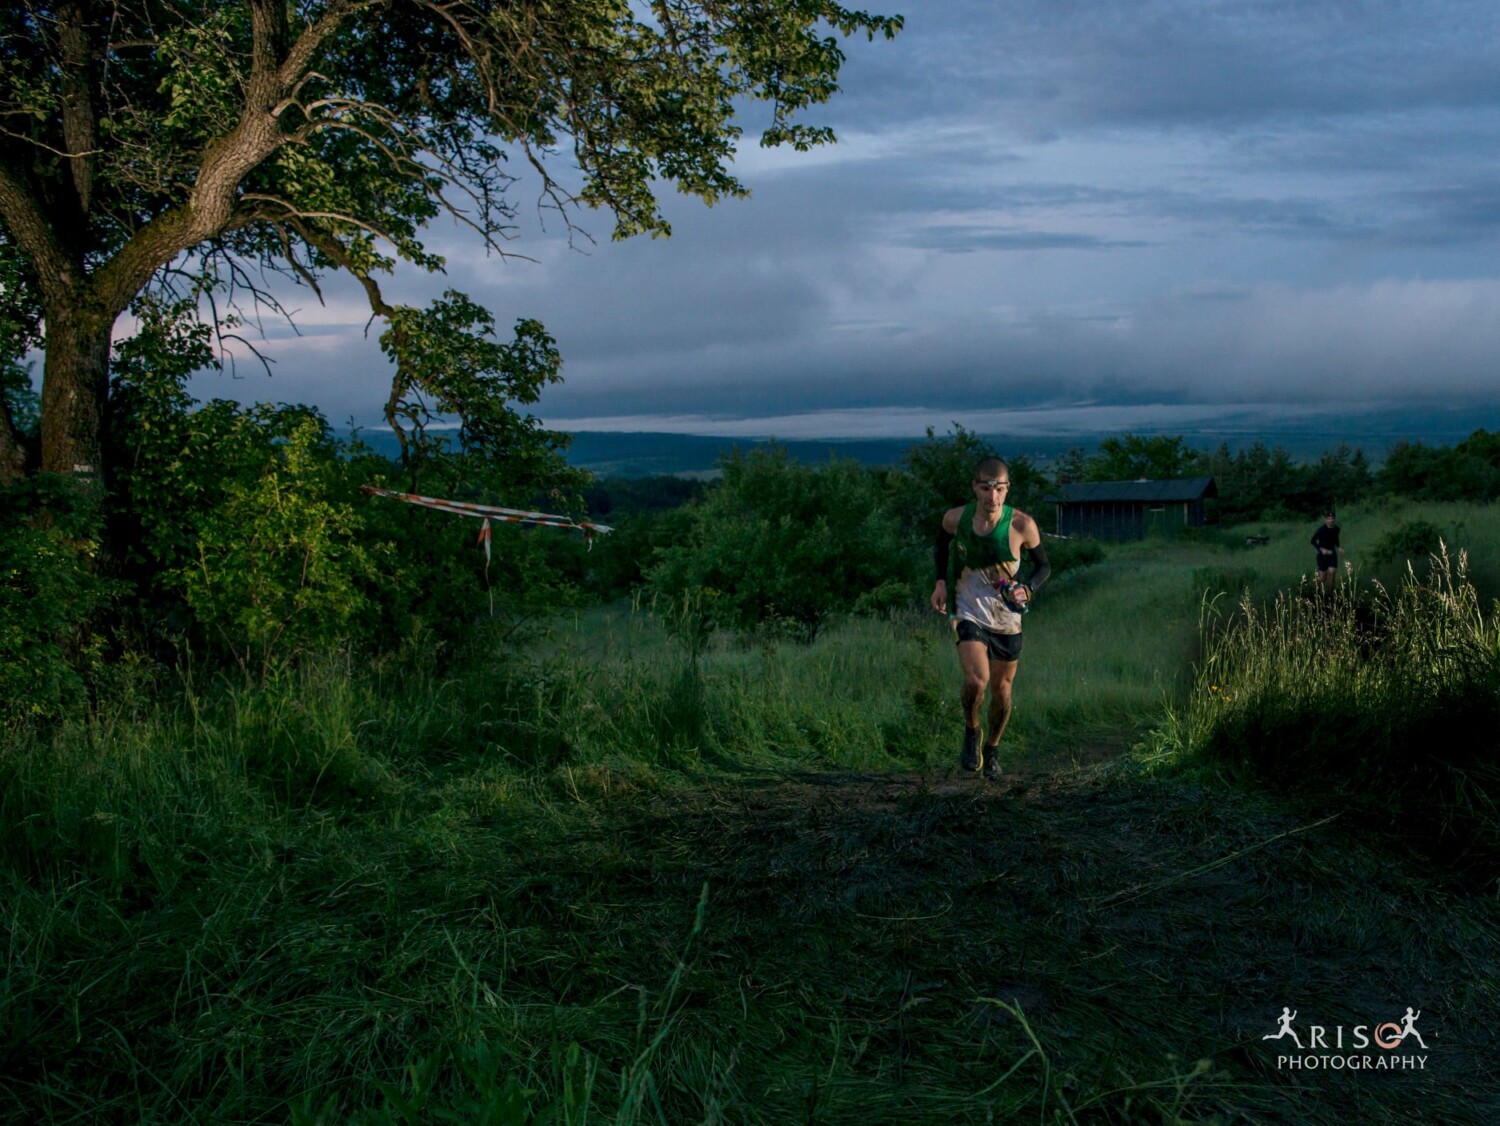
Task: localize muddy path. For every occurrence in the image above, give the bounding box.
[537,750,1500,1123]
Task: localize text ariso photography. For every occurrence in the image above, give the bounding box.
[1261,1006,1431,1070]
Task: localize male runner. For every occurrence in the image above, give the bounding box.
[929,456,1051,777]
[1311,511,1341,596]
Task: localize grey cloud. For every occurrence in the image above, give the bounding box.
[835,2,1500,133]
[535,277,1500,418]
[1393,183,1500,241]
[902,225,1152,252]
[179,1,1500,438]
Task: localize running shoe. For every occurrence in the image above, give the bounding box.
[982,746,1002,778]
[960,725,982,772]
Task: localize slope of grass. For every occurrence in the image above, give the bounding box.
[5,519,1500,1122]
[1145,545,1500,887]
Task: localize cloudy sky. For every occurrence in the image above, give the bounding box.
[193,0,1500,439]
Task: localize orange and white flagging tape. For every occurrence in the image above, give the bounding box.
[360,485,613,567]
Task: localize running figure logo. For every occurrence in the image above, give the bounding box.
[1262,1007,1304,1049]
[1373,1007,1430,1049]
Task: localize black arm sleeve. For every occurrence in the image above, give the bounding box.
[1023,540,1051,594]
[934,524,951,582]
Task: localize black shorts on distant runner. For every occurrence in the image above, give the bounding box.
[955,619,1024,662]
[1316,550,1337,573]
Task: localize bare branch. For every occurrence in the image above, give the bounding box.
[240,194,414,248]
[289,219,395,318]
[0,125,103,161]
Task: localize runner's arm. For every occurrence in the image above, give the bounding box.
[1015,513,1049,594]
[1022,540,1051,594]
[934,520,951,581]
[930,508,963,614]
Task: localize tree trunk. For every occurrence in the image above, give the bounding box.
[39,301,112,486]
[0,405,25,484]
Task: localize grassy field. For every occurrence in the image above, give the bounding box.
[3,508,1499,1122]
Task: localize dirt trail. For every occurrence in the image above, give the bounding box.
[577,749,1500,1123]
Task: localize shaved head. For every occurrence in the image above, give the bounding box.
[974,456,1009,481]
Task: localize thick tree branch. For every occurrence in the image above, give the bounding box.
[0,163,81,305]
[57,0,99,217]
[292,220,395,320]
[82,0,391,321]
[278,0,374,88]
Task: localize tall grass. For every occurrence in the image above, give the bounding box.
[9,518,1499,1120]
[0,549,1232,1122]
[2,627,1235,1123]
[1148,545,1500,882]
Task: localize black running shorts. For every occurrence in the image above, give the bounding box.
[955,618,1024,662]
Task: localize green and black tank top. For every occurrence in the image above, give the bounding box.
[946,500,1017,617]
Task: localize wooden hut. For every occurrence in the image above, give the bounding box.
[1045,476,1217,541]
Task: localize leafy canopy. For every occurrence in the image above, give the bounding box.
[0,0,901,476]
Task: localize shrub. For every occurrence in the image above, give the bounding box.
[648,448,918,641]
[178,417,379,678]
[0,476,119,725]
[1370,518,1444,565]
[884,424,1048,537]
[1045,536,1105,576]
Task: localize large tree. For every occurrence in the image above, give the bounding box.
[0,0,900,485]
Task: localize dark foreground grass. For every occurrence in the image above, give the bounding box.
[7,739,1500,1123]
[5,551,1500,1122]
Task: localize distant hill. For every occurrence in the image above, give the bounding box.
[346,404,1500,479]
[348,428,1088,477]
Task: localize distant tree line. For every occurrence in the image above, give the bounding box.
[588,425,1500,639]
[8,388,1500,725]
[1051,432,1376,524]
[1046,429,1497,520]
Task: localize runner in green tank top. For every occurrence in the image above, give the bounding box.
[929,455,1052,777]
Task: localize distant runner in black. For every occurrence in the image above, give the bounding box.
[1311,511,1342,596]
[929,456,1052,778]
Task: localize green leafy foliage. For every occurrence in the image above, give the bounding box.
[0,232,41,475]
[1377,431,1500,502]
[1202,440,1372,524]
[0,476,119,725]
[1044,535,1107,576]
[1310,442,1374,509]
[1370,519,1445,565]
[1,0,900,478]
[884,424,996,539]
[648,448,918,641]
[0,358,37,438]
[93,295,589,671]
[1084,433,1204,482]
[179,418,379,679]
[586,507,699,600]
[379,292,572,492]
[1055,435,1375,526]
